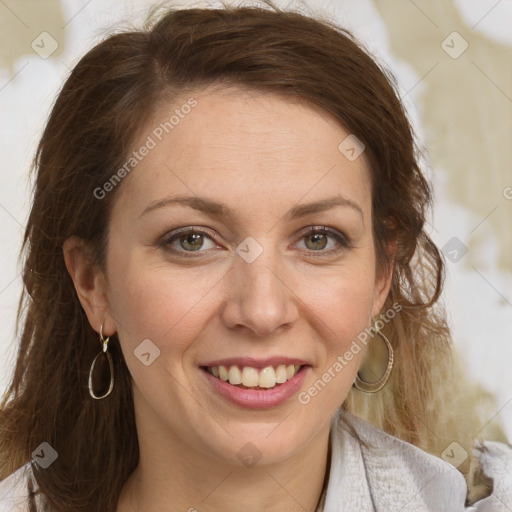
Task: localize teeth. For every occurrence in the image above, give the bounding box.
[258,366,276,388]
[207,364,303,389]
[242,366,259,387]
[219,365,229,381]
[275,365,287,383]
[228,365,242,385]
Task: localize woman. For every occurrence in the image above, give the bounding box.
[0,2,510,511]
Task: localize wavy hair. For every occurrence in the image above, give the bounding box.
[0,1,497,510]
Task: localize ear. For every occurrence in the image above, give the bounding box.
[371,236,397,318]
[62,236,117,337]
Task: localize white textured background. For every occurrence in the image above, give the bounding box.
[1,0,511,440]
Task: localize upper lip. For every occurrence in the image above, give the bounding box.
[200,356,311,369]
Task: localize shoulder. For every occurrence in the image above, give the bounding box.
[0,463,39,512]
[465,439,512,511]
[325,410,512,511]
[338,411,468,511]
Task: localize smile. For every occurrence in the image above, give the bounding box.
[199,359,311,409]
[204,364,303,389]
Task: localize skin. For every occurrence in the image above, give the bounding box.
[64,86,393,512]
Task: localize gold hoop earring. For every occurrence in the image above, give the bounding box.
[88,325,114,400]
[353,328,394,393]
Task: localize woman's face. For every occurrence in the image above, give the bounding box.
[101,86,391,467]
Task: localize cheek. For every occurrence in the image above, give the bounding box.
[106,254,223,358]
[302,263,376,339]
[298,264,376,400]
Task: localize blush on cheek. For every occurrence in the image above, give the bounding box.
[308,294,373,391]
[110,271,211,355]
[312,282,375,337]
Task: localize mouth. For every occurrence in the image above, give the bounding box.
[201,364,304,390]
[199,359,311,409]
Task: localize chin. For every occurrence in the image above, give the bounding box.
[195,413,325,468]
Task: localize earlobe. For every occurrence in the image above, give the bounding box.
[62,236,116,336]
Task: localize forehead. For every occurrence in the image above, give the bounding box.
[112,86,372,221]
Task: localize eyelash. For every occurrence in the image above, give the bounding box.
[158,226,351,259]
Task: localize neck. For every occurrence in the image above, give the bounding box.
[117,406,333,512]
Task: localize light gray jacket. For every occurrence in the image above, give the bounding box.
[322,411,512,511]
[1,411,511,511]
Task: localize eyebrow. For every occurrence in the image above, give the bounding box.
[139,194,363,222]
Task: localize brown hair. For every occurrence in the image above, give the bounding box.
[0,1,495,510]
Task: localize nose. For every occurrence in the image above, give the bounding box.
[221,245,300,337]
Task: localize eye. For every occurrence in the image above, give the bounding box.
[161,228,219,256]
[159,225,350,258]
[295,226,349,254]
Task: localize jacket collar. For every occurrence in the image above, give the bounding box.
[323,409,469,511]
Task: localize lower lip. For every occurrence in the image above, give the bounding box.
[201,366,310,409]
